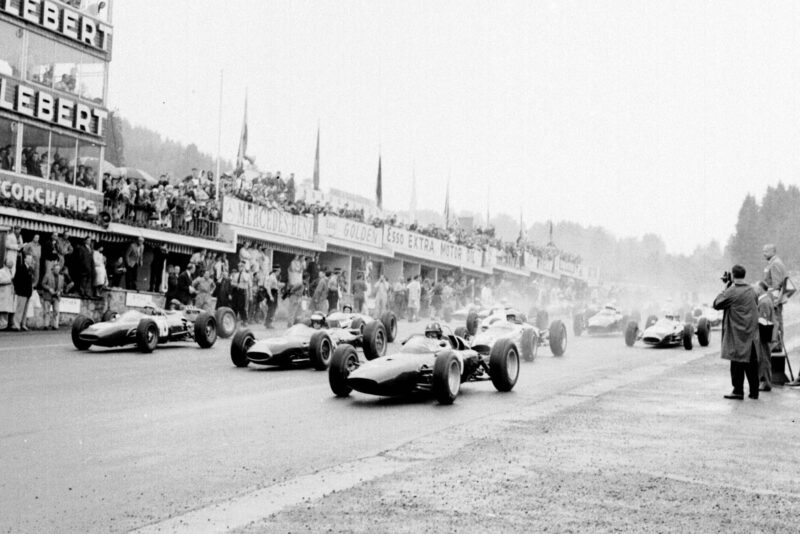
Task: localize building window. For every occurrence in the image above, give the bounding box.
[0,21,24,79]
[26,33,57,90]
[26,33,107,103]
[76,54,107,103]
[20,123,50,178]
[50,131,79,185]
[77,140,101,189]
[0,118,20,173]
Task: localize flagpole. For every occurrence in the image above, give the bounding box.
[215,69,223,202]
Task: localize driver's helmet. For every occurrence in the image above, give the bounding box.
[424,322,443,339]
[309,312,327,329]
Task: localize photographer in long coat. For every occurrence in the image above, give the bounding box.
[713,265,762,400]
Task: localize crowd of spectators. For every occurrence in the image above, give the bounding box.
[2,146,99,189]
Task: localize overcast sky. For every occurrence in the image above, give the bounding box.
[108,0,800,255]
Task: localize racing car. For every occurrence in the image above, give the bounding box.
[230,311,388,370]
[457,309,567,361]
[325,306,398,342]
[328,322,519,405]
[687,304,722,329]
[71,305,235,353]
[573,305,640,336]
[624,312,710,350]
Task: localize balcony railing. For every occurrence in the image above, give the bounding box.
[102,199,219,240]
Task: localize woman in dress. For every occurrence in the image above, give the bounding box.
[93,243,108,296]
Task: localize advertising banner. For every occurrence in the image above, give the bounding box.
[319,215,383,249]
[384,226,468,266]
[0,171,101,215]
[222,196,314,242]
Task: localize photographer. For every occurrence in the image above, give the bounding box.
[713,265,762,400]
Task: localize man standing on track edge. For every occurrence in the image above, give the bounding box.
[714,265,762,400]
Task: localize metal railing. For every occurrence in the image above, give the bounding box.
[102,199,219,239]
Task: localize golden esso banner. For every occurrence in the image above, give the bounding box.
[0,172,101,215]
[0,0,112,53]
[319,215,383,249]
[222,196,314,242]
[0,76,108,138]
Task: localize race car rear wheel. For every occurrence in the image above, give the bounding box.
[215,307,236,339]
[490,338,520,392]
[71,315,94,351]
[433,351,461,405]
[573,314,583,337]
[380,312,398,342]
[231,328,255,367]
[194,312,217,348]
[101,310,118,322]
[645,315,658,329]
[309,332,333,370]
[682,324,694,350]
[136,319,159,353]
[329,344,359,397]
[624,321,639,347]
[697,318,710,347]
[548,320,567,356]
[350,317,366,335]
[521,329,536,362]
[454,326,469,339]
[363,321,387,360]
[466,310,479,336]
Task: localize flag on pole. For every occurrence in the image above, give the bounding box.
[444,177,451,228]
[235,92,251,175]
[376,155,383,209]
[409,165,417,219]
[548,220,554,245]
[485,184,490,227]
[517,206,526,245]
[313,125,320,190]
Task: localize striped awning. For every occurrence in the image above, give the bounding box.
[234,227,326,254]
[105,222,236,255]
[0,208,105,240]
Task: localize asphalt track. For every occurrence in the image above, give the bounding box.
[0,318,738,533]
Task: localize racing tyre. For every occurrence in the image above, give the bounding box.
[536,310,550,330]
[454,326,469,339]
[214,307,236,338]
[380,312,398,342]
[309,332,333,370]
[490,338,520,392]
[101,310,118,322]
[71,315,94,350]
[624,321,638,347]
[350,317,366,334]
[548,320,567,356]
[466,310,479,336]
[697,318,710,347]
[573,314,583,337]
[682,324,693,350]
[194,312,217,348]
[432,350,461,405]
[645,315,658,329]
[329,344,359,397]
[136,319,159,353]
[231,328,255,367]
[521,329,537,362]
[362,321,387,360]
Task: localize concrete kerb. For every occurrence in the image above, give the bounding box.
[134,326,800,534]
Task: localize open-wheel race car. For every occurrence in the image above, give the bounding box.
[71,306,236,353]
[325,306,398,342]
[230,311,389,370]
[573,305,641,337]
[686,304,722,329]
[328,322,520,405]
[624,312,710,350]
[456,308,567,361]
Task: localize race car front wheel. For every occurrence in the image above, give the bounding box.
[310,332,333,370]
[136,319,159,353]
[548,320,567,356]
[433,351,461,405]
[215,307,236,339]
[231,328,255,368]
[624,321,639,347]
[682,324,694,350]
[362,321,387,360]
[194,312,218,348]
[380,312,398,342]
[329,344,359,397]
[71,315,94,351]
[489,339,520,392]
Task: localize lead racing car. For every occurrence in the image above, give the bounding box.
[624,312,710,350]
[230,311,388,370]
[458,309,567,361]
[328,322,519,405]
[325,306,398,342]
[71,305,235,353]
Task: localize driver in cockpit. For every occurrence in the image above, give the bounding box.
[309,312,327,329]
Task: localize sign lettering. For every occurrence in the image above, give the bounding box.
[0,0,112,52]
[222,196,314,242]
[0,171,100,215]
[319,215,383,249]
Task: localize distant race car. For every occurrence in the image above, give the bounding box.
[573,305,640,336]
[457,308,567,361]
[687,304,722,329]
[71,305,235,353]
[230,311,388,370]
[624,313,710,350]
[325,306,398,342]
[328,323,520,405]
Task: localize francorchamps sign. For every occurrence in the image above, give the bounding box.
[319,215,383,249]
[0,172,101,214]
[384,226,467,266]
[222,196,314,242]
[0,0,112,53]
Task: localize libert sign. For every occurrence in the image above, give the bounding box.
[0,76,108,138]
[0,0,112,52]
[0,172,101,215]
